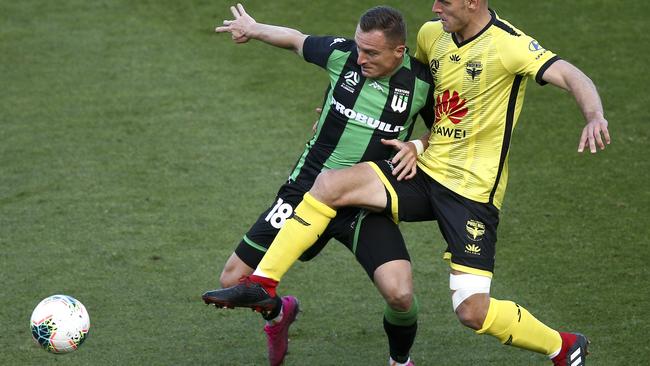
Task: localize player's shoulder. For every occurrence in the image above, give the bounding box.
[404,53,433,83]
[489,12,537,43]
[306,35,355,52]
[417,18,445,39]
[491,16,523,37]
[489,13,539,52]
[303,35,356,67]
[407,54,434,83]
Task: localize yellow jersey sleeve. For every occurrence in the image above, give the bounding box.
[496,28,557,84]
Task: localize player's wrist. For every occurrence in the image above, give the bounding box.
[409,139,424,155]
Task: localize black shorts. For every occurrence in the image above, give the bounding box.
[235,181,410,279]
[368,160,500,277]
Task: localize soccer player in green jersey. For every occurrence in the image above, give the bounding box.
[207,1,610,365]
[203,4,435,366]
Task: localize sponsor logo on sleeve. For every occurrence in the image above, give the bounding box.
[529,39,549,60]
[528,39,544,52]
[330,37,346,47]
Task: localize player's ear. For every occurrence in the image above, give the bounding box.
[394,44,406,58]
[466,0,481,11]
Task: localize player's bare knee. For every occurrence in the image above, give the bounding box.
[454,301,484,330]
[312,170,346,207]
[449,273,491,330]
[384,288,413,312]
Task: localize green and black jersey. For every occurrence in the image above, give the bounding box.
[288,35,435,190]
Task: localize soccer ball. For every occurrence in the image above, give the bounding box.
[30,294,90,353]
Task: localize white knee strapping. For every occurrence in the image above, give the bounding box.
[449,273,492,311]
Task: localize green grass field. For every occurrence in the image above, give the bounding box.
[1,0,649,364]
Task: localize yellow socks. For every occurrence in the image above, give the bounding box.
[477,298,562,356]
[255,192,336,281]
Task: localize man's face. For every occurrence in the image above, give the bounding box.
[432,0,471,33]
[354,26,405,79]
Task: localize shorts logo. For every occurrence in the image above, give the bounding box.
[384,159,395,171]
[466,219,485,241]
[465,243,481,255]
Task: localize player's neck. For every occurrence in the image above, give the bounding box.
[454,9,492,43]
[388,56,405,77]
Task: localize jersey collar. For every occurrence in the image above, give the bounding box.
[452,8,496,48]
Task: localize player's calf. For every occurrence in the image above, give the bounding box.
[219,252,254,287]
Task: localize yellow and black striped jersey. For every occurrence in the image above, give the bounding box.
[415,10,558,209]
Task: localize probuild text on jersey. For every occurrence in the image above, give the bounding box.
[331,96,405,133]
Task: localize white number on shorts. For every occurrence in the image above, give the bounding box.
[264,198,293,229]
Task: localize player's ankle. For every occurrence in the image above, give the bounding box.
[249,274,279,297]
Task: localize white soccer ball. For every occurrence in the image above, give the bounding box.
[30,294,90,353]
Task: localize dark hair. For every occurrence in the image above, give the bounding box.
[359,6,406,45]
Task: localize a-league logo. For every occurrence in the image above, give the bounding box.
[344,71,360,86]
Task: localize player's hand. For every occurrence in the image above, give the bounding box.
[578,115,610,153]
[381,139,418,181]
[312,107,322,133]
[215,3,256,43]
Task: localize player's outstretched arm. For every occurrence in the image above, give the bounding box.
[215,3,307,55]
[541,60,611,153]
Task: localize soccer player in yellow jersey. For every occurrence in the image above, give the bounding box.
[207,1,610,365]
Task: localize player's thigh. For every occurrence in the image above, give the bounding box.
[430,180,499,277]
[313,162,388,210]
[335,210,411,282]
